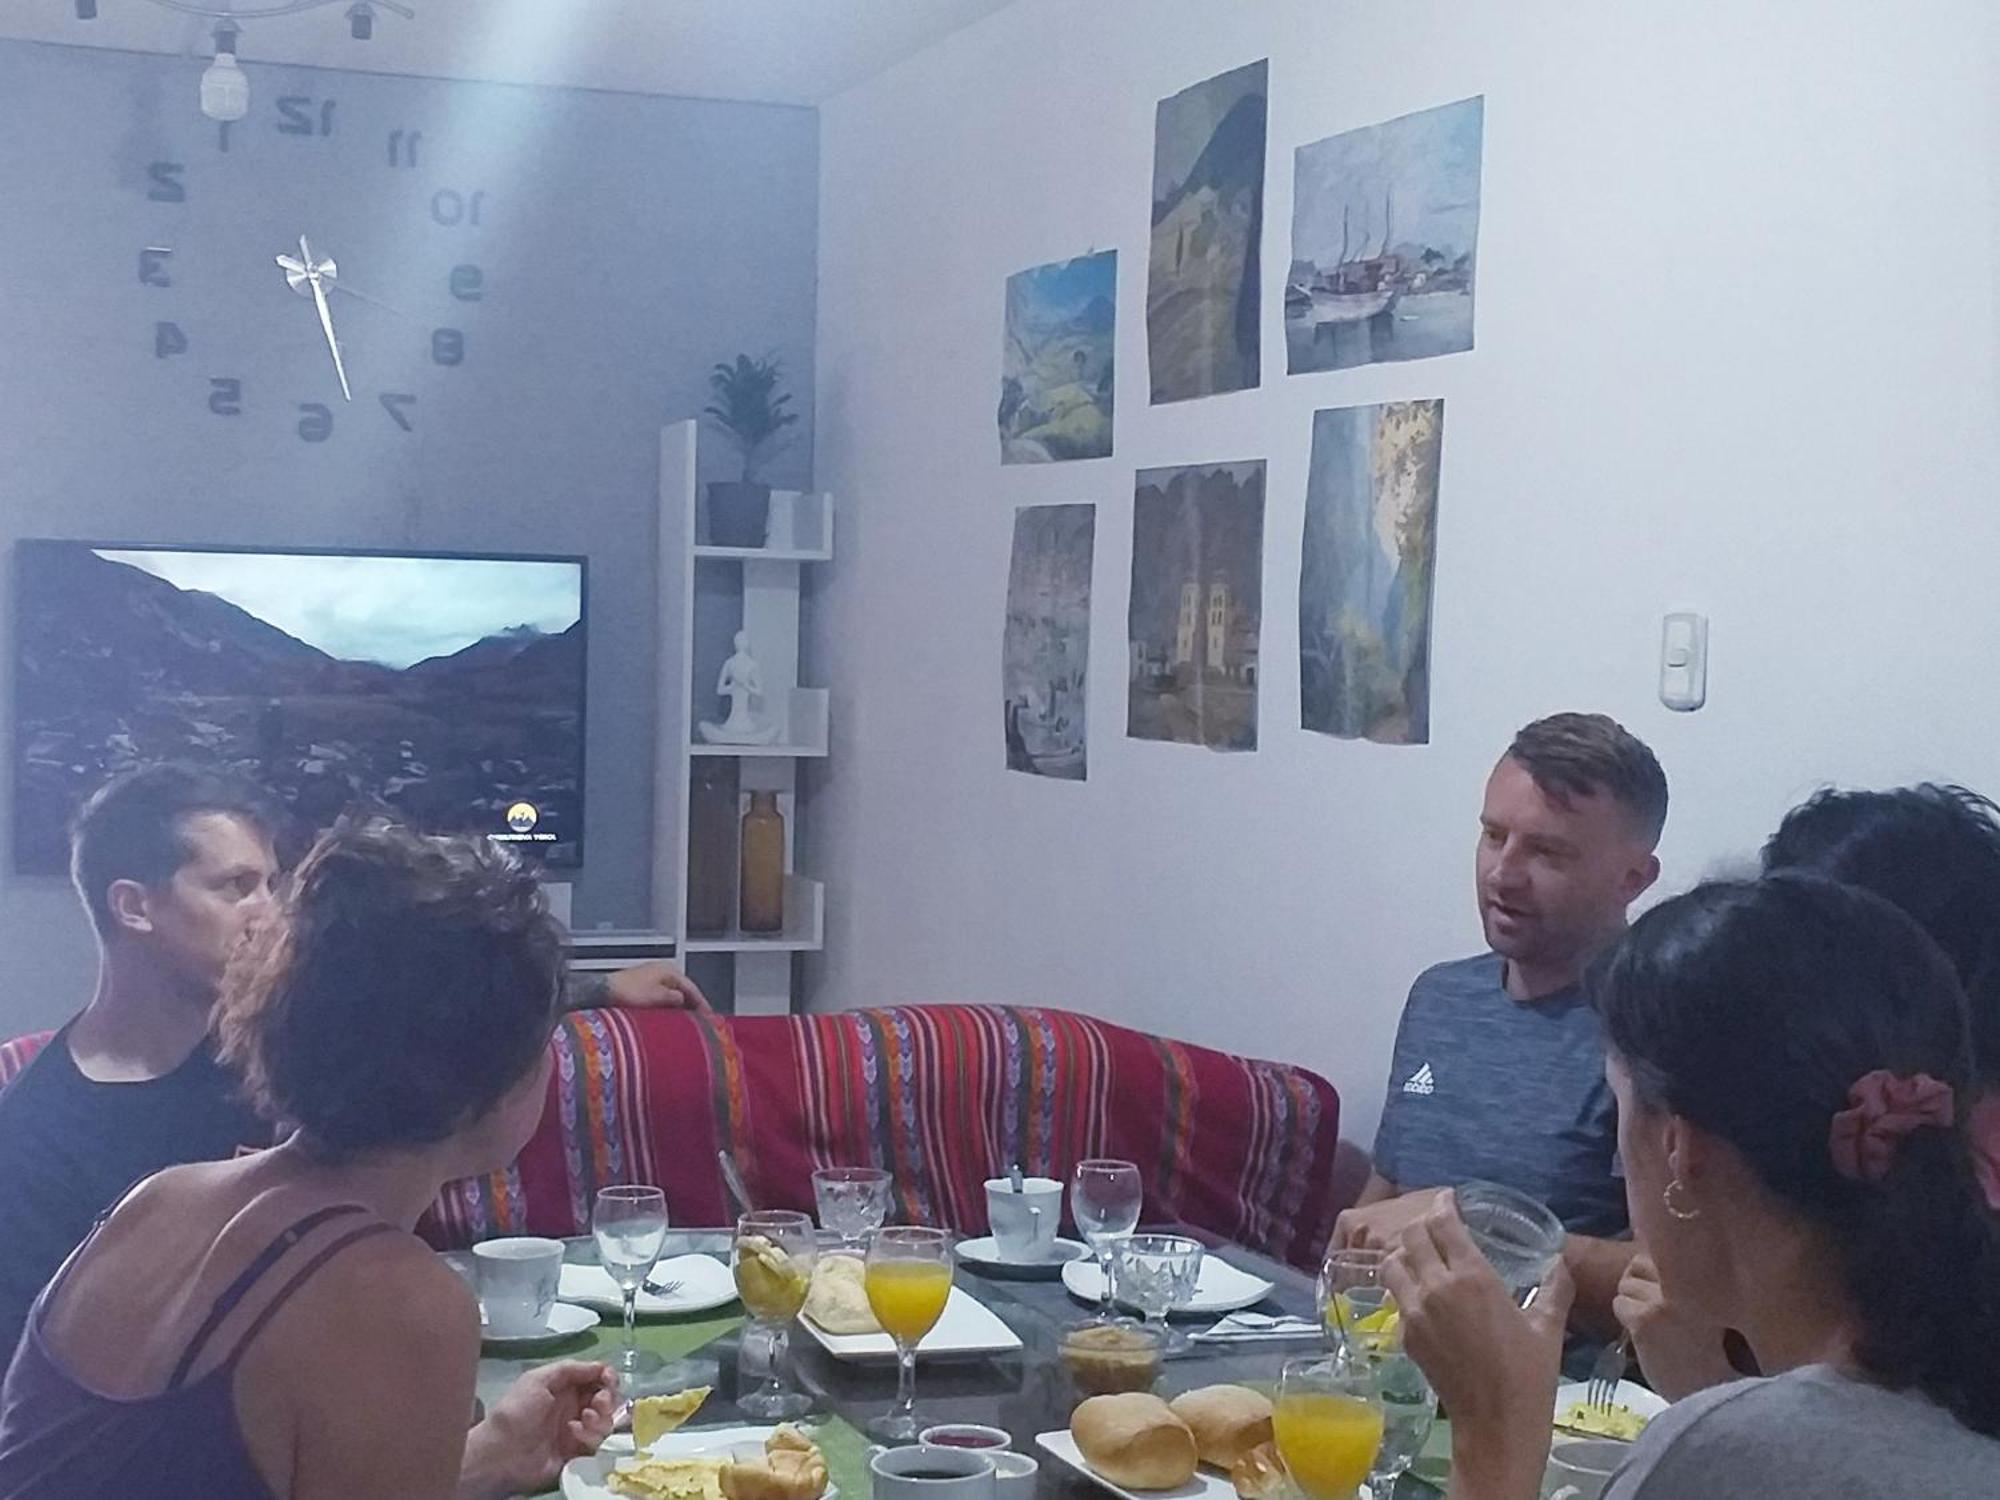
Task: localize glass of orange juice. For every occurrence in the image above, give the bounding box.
[1274,1354,1384,1500]
[863,1225,955,1440]
[732,1210,817,1419]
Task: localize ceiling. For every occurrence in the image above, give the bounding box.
[0,0,1016,106]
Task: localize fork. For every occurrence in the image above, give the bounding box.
[1586,1331,1633,1411]
[642,1276,684,1300]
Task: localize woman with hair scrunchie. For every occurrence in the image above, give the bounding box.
[1379,874,2000,1499]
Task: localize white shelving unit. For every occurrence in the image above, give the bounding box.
[658,421,832,1015]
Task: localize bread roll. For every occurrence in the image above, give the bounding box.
[802,1254,880,1335]
[1168,1385,1275,1470]
[1072,1392,1199,1490]
[1229,1441,1288,1500]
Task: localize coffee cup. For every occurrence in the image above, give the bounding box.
[472,1235,565,1337]
[988,1450,1037,1500]
[984,1176,1062,1261]
[1544,1436,1626,1500]
[870,1443,997,1500]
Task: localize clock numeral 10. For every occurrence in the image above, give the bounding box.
[449,265,484,302]
[430,189,486,227]
[209,378,242,416]
[155,322,188,359]
[298,403,334,442]
[277,96,337,137]
[146,162,186,203]
[431,328,465,366]
[139,248,172,287]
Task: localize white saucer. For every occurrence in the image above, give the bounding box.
[480,1300,601,1349]
[1061,1255,1275,1316]
[955,1236,1091,1278]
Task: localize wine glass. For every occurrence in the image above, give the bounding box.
[812,1166,893,1247]
[594,1184,668,1381]
[862,1225,954,1440]
[732,1209,817,1419]
[1364,1353,1437,1499]
[1071,1159,1142,1316]
[1109,1234,1203,1352]
[1274,1353,1385,1500]
[1318,1246,1398,1357]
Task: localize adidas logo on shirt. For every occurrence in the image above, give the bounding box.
[1402,1063,1436,1096]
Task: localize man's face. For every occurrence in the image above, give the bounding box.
[131,812,279,998]
[1474,755,1658,973]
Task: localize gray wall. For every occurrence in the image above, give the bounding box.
[0,41,818,1036]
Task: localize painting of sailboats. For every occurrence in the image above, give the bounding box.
[1147,60,1268,403]
[1288,97,1483,374]
[1003,504,1095,780]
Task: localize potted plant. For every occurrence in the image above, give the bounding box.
[703,353,799,547]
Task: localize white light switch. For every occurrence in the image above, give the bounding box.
[1660,612,1708,711]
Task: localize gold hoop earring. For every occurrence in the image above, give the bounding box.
[1663,1177,1701,1221]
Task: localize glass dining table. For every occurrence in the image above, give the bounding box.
[456,1228,1449,1500]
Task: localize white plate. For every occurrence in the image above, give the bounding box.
[560,1254,740,1317]
[561,1424,842,1500]
[480,1300,601,1349]
[1553,1379,1669,1434]
[1061,1255,1276,1316]
[955,1236,1092,1278]
[1035,1430,1228,1500]
[799,1284,1024,1362]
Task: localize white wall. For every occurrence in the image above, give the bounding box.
[806,0,2000,1148]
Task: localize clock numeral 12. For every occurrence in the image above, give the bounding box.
[209,378,242,416]
[298,403,334,442]
[155,322,188,359]
[139,248,172,287]
[431,189,486,227]
[146,162,186,203]
[277,96,337,137]
[380,393,417,432]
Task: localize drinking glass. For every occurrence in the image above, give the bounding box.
[1318,1246,1399,1357]
[1364,1353,1436,1498]
[594,1184,668,1380]
[732,1209,817,1419]
[1274,1353,1385,1500]
[812,1166,893,1246]
[1109,1233,1203,1352]
[1455,1180,1565,1296]
[863,1225,954,1440]
[1071,1159,1142,1316]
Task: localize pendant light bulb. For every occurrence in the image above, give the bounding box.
[200,24,249,123]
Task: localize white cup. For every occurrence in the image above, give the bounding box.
[984,1176,1062,1261]
[1544,1437,1626,1500]
[870,1444,997,1500]
[473,1235,565,1337]
[989,1450,1037,1500]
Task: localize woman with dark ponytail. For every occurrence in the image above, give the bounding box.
[1380,875,2000,1498]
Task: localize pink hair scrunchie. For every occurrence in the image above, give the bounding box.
[1828,1070,1954,1184]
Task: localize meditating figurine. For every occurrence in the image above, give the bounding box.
[699,631,780,744]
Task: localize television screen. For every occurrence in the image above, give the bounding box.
[13,542,586,874]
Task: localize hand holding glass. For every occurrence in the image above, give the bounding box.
[594,1185,668,1380]
[863,1226,954,1441]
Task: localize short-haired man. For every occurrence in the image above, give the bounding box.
[0,764,705,1363]
[1335,712,1668,1335]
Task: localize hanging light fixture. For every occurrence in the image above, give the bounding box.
[199,22,249,122]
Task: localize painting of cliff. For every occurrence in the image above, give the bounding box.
[1000,251,1116,464]
[1288,97,1484,374]
[1147,60,1267,404]
[1127,461,1264,751]
[1002,504,1095,780]
[1299,401,1445,744]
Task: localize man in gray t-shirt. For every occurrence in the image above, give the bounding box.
[1335,712,1668,1334]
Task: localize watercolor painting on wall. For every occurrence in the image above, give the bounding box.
[1147,60,1268,404]
[1003,504,1095,779]
[1299,400,1445,744]
[1128,461,1264,751]
[1287,97,1483,374]
[1000,251,1117,464]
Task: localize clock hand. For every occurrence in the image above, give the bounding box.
[308,275,352,403]
[327,280,404,318]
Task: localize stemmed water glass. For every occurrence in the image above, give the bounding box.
[862,1225,954,1440]
[594,1184,668,1381]
[1273,1352,1385,1500]
[1363,1353,1437,1499]
[732,1209,817,1419]
[1109,1234,1203,1352]
[1318,1246,1397,1356]
[812,1166,893,1248]
[1071,1159,1142,1317]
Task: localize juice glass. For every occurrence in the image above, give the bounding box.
[863,1226,954,1440]
[1274,1354,1384,1500]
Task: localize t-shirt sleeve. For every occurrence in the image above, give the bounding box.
[1369,983,1422,1184]
[1602,1379,1803,1500]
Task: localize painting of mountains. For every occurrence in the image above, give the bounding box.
[1127,461,1264,752]
[1299,400,1445,744]
[1288,97,1484,374]
[1000,250,1117,464]
[1002,504,1094,780]
[1147,59,1267,404]
[11,543,586,873]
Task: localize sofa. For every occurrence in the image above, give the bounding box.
[3,1003,1355,1271]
